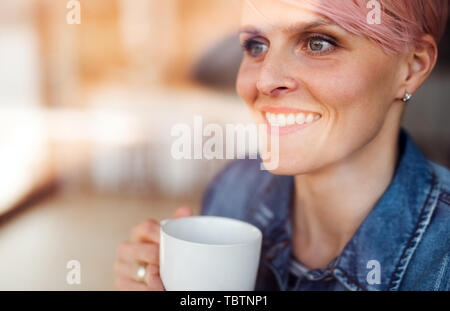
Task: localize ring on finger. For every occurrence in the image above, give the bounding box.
[136,264,147,283]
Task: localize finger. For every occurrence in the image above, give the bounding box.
[173,206,193,218]
[114,261,159,282]
[115,276,150,291]
[145,272,165,291]
[145,263,160,277]
[116,242,159,265]
[114,263,164,291]
[130,219,160,243]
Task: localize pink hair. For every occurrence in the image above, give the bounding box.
[280,0,449,54]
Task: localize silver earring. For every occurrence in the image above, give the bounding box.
[402,92,412,103]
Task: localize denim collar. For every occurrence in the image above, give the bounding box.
[246,129,441,291]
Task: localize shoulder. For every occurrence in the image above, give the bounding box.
[401,161,450,290]
[200,158,274,220]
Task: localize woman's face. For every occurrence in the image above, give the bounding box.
[236,0,407,175]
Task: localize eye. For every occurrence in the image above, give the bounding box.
[242,39,269,58]
[303,35,337,55]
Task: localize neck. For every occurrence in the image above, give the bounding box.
[291,104,403,269]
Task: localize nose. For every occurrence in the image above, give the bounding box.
[256,55,299,97]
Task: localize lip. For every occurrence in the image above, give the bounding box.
[264,118,317,136]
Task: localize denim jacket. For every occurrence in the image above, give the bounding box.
[200,129,450,291]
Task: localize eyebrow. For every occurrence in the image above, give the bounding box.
[238,19,338,36]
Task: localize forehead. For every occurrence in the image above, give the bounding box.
[240,0,321,29]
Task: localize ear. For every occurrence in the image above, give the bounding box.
[396,34,438,101]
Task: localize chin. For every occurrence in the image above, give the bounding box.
[260,154,316,176]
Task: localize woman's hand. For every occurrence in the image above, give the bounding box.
[114,206,193,291]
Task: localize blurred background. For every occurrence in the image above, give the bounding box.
[0,0,448,290]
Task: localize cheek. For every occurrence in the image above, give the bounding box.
[307,59,394,114]
[313,59,394,136]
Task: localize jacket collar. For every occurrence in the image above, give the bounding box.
[248,129,441,291]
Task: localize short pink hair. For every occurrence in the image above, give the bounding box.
[281,0,449,54]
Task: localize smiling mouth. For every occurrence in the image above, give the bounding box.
[258,107,322,136]
[263,111,322,127]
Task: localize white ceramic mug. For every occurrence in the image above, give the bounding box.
[159,216,262,291]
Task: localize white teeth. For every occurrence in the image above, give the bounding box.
[286,114,296,126]
[296,113,305,125]
[265,112,321,127]
[270,114,278,126]
[277,114,287,127]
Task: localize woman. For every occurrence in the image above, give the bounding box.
[114,0,449,291]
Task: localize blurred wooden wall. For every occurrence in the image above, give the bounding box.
[33,0,240,107]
